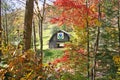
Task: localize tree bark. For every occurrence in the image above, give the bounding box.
[5,9,8,46]
[32,19,36,52]
[23,0,34,51]
[0,0,2,56]
[86,0,90,80]
[118,0,120,55]
[2,18,6,47]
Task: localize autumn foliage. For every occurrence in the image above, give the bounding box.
[50,0,100,28]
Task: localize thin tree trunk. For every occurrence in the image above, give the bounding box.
[0,0,2,56]
[37,0,46,79]
[118,0,120,55]
[86,0,90,80]
[2,17,6,46]
[23,0,34,51]
[38,16,43,63]
[37,11,44,80]
[32,20,37,52]
[39,0,46,60]
[3,20,6,47]
[92,28,100,80]
[5,9,8,46]
[92,0,101,80]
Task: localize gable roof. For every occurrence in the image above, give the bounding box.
[49,30,70,42]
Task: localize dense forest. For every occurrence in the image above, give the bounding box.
[0,0,120,80]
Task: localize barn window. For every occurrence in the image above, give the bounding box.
[57,43,64,48]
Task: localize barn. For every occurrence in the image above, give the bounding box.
[49,30,70,48]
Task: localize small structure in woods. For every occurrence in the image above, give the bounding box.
[49,30,70,48]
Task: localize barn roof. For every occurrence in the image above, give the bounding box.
[49,30,70,42]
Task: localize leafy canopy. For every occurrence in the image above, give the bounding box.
[51,0,99,28]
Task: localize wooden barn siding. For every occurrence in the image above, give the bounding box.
[49,41,57,48]
[49,30,70,48]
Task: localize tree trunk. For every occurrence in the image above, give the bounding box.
[0,0,2,56]
[32,19,36,52]
[35,0,46,78]
[2,19,6,47]
[5,9,8,46]
[23,0,34,51]
[118,0,120,55]
[38,16,43,63]
[86,0,90,80]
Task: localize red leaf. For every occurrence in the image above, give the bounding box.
[77,48,85,54]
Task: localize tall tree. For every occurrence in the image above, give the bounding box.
[93,0,119,79]
[86,1,90,79]
[35,0,46,77]
[92,0,101,80]
[23,0,34,51]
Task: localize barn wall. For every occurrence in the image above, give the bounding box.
[49,30,70,48]
[49,41,57,48]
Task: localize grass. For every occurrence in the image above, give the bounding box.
[43,49,64,63]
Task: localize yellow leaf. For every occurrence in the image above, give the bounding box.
[96,20,102,27]
[25,70,33,79]
[113,55,120,65]
[43,63,49,67]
